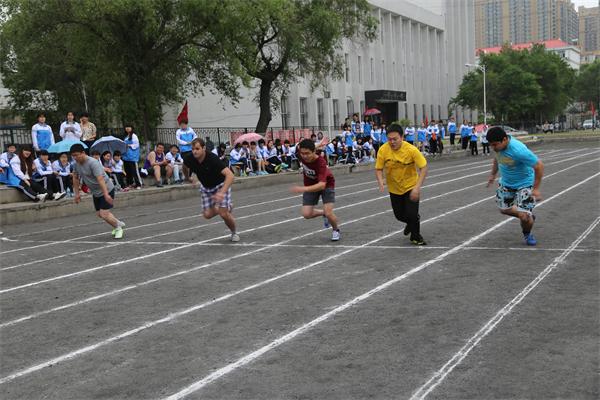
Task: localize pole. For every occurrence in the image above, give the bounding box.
[482,65,487,126]
[327,98,332,139]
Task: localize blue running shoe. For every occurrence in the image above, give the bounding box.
[323,215,330,228]
[524,233,537,246]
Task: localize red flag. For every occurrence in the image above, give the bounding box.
[177,101,188,125]
[591,102,596,117]
[424,115,428,126]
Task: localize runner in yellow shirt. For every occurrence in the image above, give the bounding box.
[375,124,429,245]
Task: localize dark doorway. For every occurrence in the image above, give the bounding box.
[376,102,398,125]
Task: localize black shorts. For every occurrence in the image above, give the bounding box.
[93,189,115,211]
[302,188,335,206]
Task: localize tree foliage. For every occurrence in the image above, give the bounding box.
[575,59,600,113]
[451,44,575,123]
[0,0,239,140]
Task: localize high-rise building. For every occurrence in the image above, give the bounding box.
[475,0,578,49]
[579,3,600,63]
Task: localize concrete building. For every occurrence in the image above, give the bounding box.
[161,0,477,134]
[579,3,600,63]
[477,38,581,69]
[475,0,579,49]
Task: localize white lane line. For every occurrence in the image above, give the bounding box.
[160,173,600,400]
[0,180,488,328]
[1,172,597,388]
[2,157,597,327]
[0,148,578,251]
[1,150,590,271]
[0,183,495,384]
[409,215,600,400]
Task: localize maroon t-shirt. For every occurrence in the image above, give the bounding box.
[302,155,335,189]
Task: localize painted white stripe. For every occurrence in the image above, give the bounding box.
[1,172,597,387]
[2,149,590,272]
[2,157,597,327]
[0,180,487,328]
[0,148,579,252]
[409,215,600,400]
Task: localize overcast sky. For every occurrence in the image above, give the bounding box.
[572,0,598,8]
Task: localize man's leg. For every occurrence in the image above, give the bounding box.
[97,209,119,228]
[301,205,324,219]
[405,191,422,240]
[500,207,534,232]
[166,165,173,181]
[153,165,161,182]
[322,202,339,230]
[389,192,407,224]
[217,207,236,233]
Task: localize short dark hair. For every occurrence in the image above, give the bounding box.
[250,141,257,146]
[37,112,46,119]
[38,149,49,156]
[113,150,122,156]
[298,138,316,152]
[81,112,89,118]
[486,126,507,143]
[387,124,404,136]
[156,142,165,148]
[91,150,101,156]
[6,143,16,149]
[191,137,206,147]
[242,141,249,146]
[101,151,111,158]
[70,144,86,154]
[258,139,265,145]
[170,145,179,150]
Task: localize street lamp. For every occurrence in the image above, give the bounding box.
[465,63,487,126]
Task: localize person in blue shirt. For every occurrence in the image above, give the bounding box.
[370,123,382,155]
[469,127,479,156]
[404,124,415,145]
[417,123,427,153]
[447,117,457,147]
[380,123,388,145]
[486,126,544,246]
[460,120,470,150]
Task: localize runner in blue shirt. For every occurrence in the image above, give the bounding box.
[485,126,544,246]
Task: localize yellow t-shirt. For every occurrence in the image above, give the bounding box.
[375,142,427,195]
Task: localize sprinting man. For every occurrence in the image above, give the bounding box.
[70,144,125,239]
[375,124,428,245]
[486,126,544,246]
[290,139,340,241]
[183,138,239,242]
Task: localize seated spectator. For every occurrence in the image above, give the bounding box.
[325,138,338,165]
[165,145,184,183]
[213,143,227,159]
[112,151,128,190]
[52,152,74,195]
[281,140,292,169]
[265,139,283,173]
[9,145,49,202]
[144,143,173,187]
[275,140,289,170]
[33,150,66,200]
[0,143,17,184]
[91,150,101,161]
[249,141,267,175]
[229,142,250,176]
[101,151,113,174]
[362,138,375,163]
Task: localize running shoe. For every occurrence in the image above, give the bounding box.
[36,193,48,202]
[114,227,124,239]
[231,233,240,242]
[53,192,67,201]
[524,233,537,246]
[410,235,427,246]
[331,229,341,241]
[403,224,411,236]
[323,215,330,228]
[112,221,126,236]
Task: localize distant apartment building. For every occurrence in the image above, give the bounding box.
[579,4,600,63]
[475,0,578,49]
[477,38,581,69]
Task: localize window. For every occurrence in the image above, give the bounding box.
[333,99,340,128]
[404,103,408,119]
[358,55,362,84]
[370,58,374,84]
[317,98,325,129]
[413,104,418,124]
[382,60,385,86]
[300,97,308,128]
[281,96,290,129]
[392,61,396,88]
[344,53,350,83]
[360,100,365,116]
[347,99,354,117]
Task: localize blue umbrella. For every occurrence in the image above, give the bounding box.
[90,136,127,155]
[47,140,88,154]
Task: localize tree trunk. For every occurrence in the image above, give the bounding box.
[255,78,273,134]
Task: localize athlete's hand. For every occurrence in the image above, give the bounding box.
[104,193,114,205]
[532,188,542,201]
[486,175,496,188]
[74,194,81,204]
[212,191,225,203]
[290,185,305,194]
[378,182,385,193]
[409,188,420,202]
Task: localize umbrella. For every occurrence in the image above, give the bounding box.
[234,132,265,146]
[475,124,488,133]
[90,136,127,154]
[364,108,381,116]
[47,140,88,154]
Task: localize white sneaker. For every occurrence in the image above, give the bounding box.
[230,233,240,242]
[36,193,48,202]
[117,220,126,228]
[331,230,341,241]
[54,192,67,201]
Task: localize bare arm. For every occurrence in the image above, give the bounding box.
[291,181,326,193]
[486,158,499,187]
[212,167,235,202]
[410,165,428,201]
[73,173,81,203]
[375,169,385,192]
[532,160,544,200]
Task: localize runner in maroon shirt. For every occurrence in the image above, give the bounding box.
[290,139,341,241]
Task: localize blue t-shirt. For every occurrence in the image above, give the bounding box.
[496,137,539,189]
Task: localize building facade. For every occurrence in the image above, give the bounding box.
[477,38,581,69]
[162,0,477,133]
[475,0,578,49]
[579,3,600,63]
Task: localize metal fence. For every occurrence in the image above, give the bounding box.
[0,125,341,150]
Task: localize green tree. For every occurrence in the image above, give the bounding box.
[218,0,377,133]
[0,0,238,140]
[575,59,600,115]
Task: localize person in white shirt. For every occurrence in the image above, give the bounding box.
[31,113,55,153]
[59,111,82,141]
[0,143,17,181]
[52,152,74,194]
[10,145,49,201]
[111,151,128,190]
[166,145,184,183]
[33,150,66,200]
